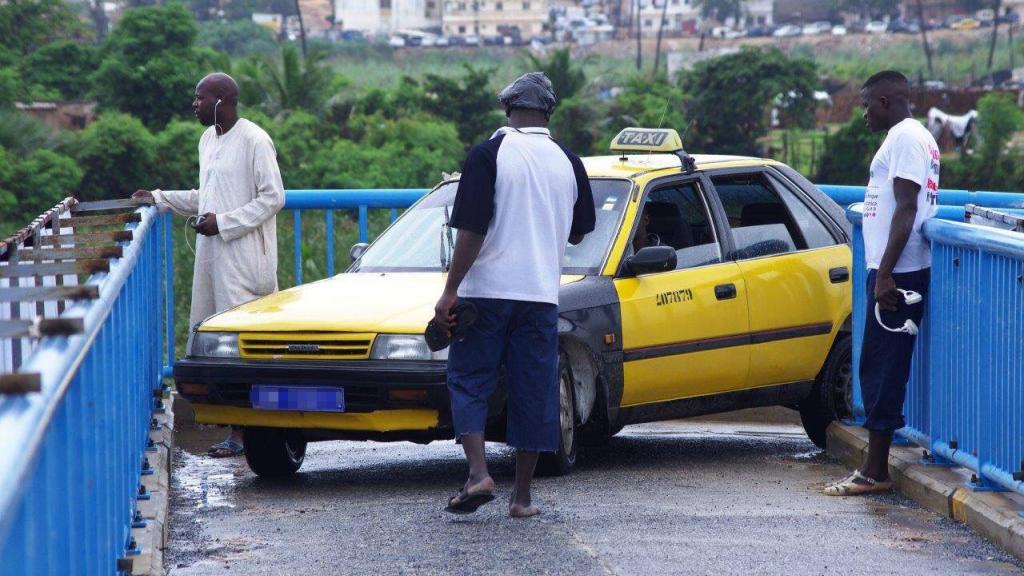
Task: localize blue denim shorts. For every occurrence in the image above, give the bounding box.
[446,297,560,452]
[860,268,929,433]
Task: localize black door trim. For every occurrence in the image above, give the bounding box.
[623,322,832,362]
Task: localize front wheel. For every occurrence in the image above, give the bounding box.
[538,353,578,476]
[243,427,307,477]
[799,334,853,449]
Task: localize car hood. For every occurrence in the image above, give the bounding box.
[199,272,586,334]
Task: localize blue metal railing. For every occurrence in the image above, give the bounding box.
[0,207,168,573]
[846,200,1024,496]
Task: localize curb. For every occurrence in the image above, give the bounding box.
[827,422,1024,562]
[128,390,177,576]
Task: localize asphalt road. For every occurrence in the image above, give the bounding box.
[166,409,1024,576]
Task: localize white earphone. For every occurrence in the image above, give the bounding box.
[875,288,923,335]
[214,98,222,131]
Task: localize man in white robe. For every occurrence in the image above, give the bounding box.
[134,72,285,457]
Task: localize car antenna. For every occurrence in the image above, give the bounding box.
[678,118,697,174]
[646,100,672,164]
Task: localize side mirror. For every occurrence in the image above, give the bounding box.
[624,245,677,277]
[350,242,369,263]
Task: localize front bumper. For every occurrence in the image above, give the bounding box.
[173,357,450,415]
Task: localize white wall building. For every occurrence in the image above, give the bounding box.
[442,0,550,38]
[336,0,442,34]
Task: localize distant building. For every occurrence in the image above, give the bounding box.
[252,12,284,33]
[15,102,96,131]
[633,0,771,37]
[442,0,550,39]
[773,0,833,24]
[335,0,441,34]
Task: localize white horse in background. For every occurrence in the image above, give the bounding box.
[927,107,979,151]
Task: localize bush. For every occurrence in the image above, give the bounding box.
[815,114,884,185]
[73,113,158,200]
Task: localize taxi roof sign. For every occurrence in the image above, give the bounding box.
[610,127,683,153]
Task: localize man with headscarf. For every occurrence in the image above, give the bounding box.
[132,72,285,458]
[433,72,596,517]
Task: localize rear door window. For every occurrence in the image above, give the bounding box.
[712,173,806,260]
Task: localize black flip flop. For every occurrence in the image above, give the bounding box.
[425,302,478,352]
[444,490,496,515]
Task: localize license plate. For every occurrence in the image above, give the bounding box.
[250,385,345,412]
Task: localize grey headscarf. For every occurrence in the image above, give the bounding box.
[497,72,557,116]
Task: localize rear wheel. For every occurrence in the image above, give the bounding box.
[243,427,307,477]
[799,334,853,449]
[538,353,578,476]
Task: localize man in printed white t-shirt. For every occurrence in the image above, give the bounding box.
[826,70,939,496]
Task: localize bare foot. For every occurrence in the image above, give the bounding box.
[508,487,541,518]
[452,475,495,503]
[509,503,541,518]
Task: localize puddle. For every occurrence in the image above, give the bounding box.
[176,450,239,509]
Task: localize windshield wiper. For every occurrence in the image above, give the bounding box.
[440,205,454,272]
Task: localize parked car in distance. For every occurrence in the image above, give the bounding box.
[711,26,744,39]
[802,21,832,35]
[746,25,776,37]
[387,35,406,47]
[464,34,481,45]
[865,20,888,33]
[773,24,802,37]
[951,17,981,30]
[831,25,847,35]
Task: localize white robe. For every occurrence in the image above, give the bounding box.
[153,118,285,327]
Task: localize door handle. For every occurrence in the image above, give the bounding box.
[714,283,737,300]
[829,267,850,284]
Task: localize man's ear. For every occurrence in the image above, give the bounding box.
[879,95,890,108]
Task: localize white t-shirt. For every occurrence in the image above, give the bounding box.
[448,127,596,304]
[863,118,940,273]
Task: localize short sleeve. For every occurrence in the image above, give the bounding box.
[889,130,931,188]
[449,139,501,235]
[562,149,596,236]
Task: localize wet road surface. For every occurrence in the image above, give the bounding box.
[166,411,1024,575]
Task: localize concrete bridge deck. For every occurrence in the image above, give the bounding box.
[165,409,1024,576]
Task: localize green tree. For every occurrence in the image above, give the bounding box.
[943,93,1024,191]
[240,44,343,115]
[0,0,87,57]
[73,112,158,200]
[0,109,64,156]
[602,73,687,149]
[8,149,83,221]
[21,41,98,100]
[550,97,598,155]
[524,48,587,101]
[694,0,745,23]
[154,118,206,190]
[313,114,463,189]
[91,3,203,129]
[681,47,817,156]
[0,147,16,221]
[196,19,279,58]
[418,65,505,149]
[814,114,884,185]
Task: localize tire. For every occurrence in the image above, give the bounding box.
[243,427,307,477]
[799,334,853,449]
[538,353,579,476]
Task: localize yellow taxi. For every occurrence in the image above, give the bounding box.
[174,128,854,477]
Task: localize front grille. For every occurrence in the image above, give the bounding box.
[239,333,376,361]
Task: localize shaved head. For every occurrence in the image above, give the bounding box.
[197,72,239,104]
[861,70,912,132]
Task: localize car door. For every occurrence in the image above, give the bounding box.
[613,177,751,407]
[710,169,851,389]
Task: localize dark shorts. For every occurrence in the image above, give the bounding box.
[446,297,560,452]
[861,268,930,433]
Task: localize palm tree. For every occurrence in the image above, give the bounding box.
[241,45,334,115]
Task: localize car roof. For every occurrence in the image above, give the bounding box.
[581,154,780,179]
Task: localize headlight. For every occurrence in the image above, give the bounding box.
[190,332,240,358]
[370,334,448,361]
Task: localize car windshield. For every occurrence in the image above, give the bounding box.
[353,179,633,275]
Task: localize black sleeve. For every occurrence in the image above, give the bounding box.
[567,153,596,236]
[449,137,501,235]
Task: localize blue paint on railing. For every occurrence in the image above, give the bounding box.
[817,184,1024,210]
[0,206,167,572]
[846,204,1024,496]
